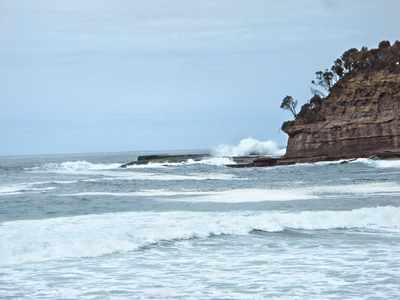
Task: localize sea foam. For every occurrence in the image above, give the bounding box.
[213,138,285,157]
[0,182,56,196]
[355,158,400,169]
[1,207,399,266]
[28,161,121,172]
[27,160,240,180]
[125,157,235,168]
[60,182,400,202]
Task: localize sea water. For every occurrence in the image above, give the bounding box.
[0,152,399,299]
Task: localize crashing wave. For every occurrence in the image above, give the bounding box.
[1,206,399,265]
[213,138,285,157]
[125,156,235,168]
[354,158,400,169]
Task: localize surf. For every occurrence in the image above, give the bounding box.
[1,206,399,266]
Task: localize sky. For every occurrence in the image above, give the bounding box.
[1,0,399,155]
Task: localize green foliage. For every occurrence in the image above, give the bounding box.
[341,48,359,72]
[331,58,344,78]
[280,95,298,118]
[310,40,399,97]
[311,69,335,95]
[379,40,391,49]
[281,40,400,122]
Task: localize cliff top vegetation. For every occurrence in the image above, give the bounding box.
[280,40,400,126]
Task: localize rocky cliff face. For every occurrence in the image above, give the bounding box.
[282,43,400,160]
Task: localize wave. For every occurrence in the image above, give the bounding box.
[79,172,240,182]
[1,206,398,265]
[61,188,314,202]
[61,190,215,197]
[301,158,400,169]
[27,161,121,172]
[59,182,400,202]
[0,182,56,196]
[125,157,235,168]
[213,138,285,157]
[354,158,400,169]
[26,160,241,181]
[241,157,400,171]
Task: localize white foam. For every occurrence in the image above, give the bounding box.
[62,190,214,197]
[59,182,400,202]
[309,182,400,195]
[78,171,240,182]
[186,172,239,180]
[28,160,240,181]
[28,161,121,173]
[1,206,399,265]
[179,182,400,202]
[60,188,309,202]
[0,186,23,195]
[179,188,315,202]
[213,138,285,157]
[190,157,235,166]
[355,158,400,169]
[126,157,235,168]
[0,182,56,196]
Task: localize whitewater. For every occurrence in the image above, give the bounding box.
[1,145,400,299]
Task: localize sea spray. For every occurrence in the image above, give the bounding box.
[213,138,286,157]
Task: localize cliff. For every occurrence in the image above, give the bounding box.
[282,41,400,161]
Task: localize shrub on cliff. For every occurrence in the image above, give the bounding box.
[281,40,400,127]
[280,96,298,118]
[338,40,400,74]
[311,70,335,95]
[311,40,400,96]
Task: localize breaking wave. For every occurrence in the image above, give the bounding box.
[125,157,235,168]
[78,172,239,182]
[26,160,241,181]
[355,158,400,169]
[59,182,400,202]
[0,182,56,196]
[1,206,398,265]
[61,190,215,197]
[61,188,314,202]
[27,161,121,172]
[213,138,285,157]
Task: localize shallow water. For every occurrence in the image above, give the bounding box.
[0,152,400,299]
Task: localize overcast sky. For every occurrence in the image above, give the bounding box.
[1,0,399,155]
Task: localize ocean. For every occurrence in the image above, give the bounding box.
[0,152,399,299]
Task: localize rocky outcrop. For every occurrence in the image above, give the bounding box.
[123,42,400,169]
[282,42,400,161]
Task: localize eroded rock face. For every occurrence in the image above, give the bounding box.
[282,70,400,159]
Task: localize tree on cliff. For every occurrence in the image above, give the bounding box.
[341,48,359,72]
[282,40,400,124]
[378,40,391,49]
[311,69,335,96]
[331,58,344,79]
[280,96,298,118]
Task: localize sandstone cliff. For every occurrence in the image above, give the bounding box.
[282,41,400,161]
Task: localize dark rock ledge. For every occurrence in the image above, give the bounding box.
[120,153,210,168]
